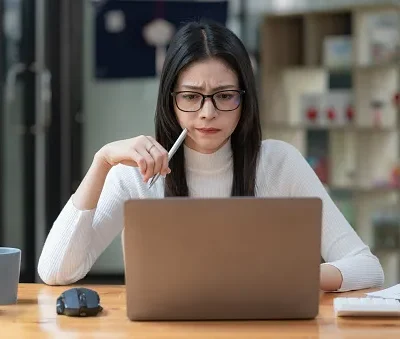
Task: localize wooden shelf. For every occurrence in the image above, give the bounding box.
[328,185,400,194]
[260,15,304,70]
[263,122,398,132]
[260,4,400,286]
[267,62,400,73]
[303,12,351,66]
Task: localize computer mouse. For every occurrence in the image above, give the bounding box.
[56,287,103,317]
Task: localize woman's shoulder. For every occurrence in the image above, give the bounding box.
[257,138,308,174]
[256,139,309,194]
[259,139,302,161]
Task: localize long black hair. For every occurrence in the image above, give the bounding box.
[155,20,262,197]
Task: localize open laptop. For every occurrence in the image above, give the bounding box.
[123,197,322,321]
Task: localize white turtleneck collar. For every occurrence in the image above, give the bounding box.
[184,139,233,173]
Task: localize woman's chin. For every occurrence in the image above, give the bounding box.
[187,137,228,154]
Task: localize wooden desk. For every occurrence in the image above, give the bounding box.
[1,284,399,338]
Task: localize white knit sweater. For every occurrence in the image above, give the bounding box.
[38,139,384,291]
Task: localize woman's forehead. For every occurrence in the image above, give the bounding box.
[176,59,238,89]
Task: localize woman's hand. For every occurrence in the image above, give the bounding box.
[96,135,171,182]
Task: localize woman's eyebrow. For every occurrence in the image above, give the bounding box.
[179,84,237,91]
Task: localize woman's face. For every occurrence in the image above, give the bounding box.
[173,58,242,154]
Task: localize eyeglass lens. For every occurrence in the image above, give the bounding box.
[175,91,242,112]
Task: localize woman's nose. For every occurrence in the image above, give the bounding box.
[199,98,217,119]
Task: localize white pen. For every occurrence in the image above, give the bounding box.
[148,128,188,188]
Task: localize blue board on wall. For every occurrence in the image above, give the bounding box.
[93,0,229,79]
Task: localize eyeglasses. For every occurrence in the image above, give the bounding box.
[171,90,245,112]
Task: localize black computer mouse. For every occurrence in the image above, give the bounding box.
[56,287,103,317]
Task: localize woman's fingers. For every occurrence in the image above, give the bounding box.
[130,149,147,175]
[146,136,170,175]
[148,145,164,178]
[135,146,155,182]
[117,135,171,183]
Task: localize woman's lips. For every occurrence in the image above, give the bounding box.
[196,128,221,135]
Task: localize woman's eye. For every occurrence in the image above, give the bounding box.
[217,94,233,100]
[182,94,199,100]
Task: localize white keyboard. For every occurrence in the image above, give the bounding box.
[334,297,400,317]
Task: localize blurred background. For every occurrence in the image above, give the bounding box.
[1,0,400,285]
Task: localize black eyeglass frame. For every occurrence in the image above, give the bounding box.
[171,89,246,112]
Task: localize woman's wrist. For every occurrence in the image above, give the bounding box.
[94,148,112,172]
[72,151,113,211]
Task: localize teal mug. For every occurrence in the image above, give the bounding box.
[0,247,21,305]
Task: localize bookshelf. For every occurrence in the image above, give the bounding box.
[260,4,400,286]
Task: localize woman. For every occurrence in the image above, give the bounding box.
[38,20,384,291]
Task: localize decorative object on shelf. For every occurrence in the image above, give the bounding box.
[307,155,328,184]
[142,18,175,76]
[364,10,400,65]
[301,90,354,128]
[323,35,353,69]
[307,131,329,184]
[393,92,400,107]
[371,99,385,127]
[324,90,353,127]
[301,93,321,126]
[355,64,398,128]
[390,161,400,187]
[326,107,336,122]
[323,92,338,127]
[306,107,319,124]
[345,105,355,122]
[368,159,400,189]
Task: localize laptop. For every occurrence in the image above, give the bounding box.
[123,197,322,321]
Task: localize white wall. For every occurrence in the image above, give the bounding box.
[83,1,160,273]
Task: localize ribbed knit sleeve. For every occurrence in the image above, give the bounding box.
[37,164,133,285]
[271,140,384,291]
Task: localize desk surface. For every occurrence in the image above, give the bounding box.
[1,284,400,338]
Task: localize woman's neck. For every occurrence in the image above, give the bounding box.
[184,139,232,173]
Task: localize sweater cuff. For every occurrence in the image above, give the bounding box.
[70,194,97,213]
[326,257,384,292]
[325,261,358,292]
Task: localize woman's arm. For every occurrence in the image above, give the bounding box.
[275,141,384,292]
[37,161,132,285]
[38,136,169,286]
[71,153,112,210]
